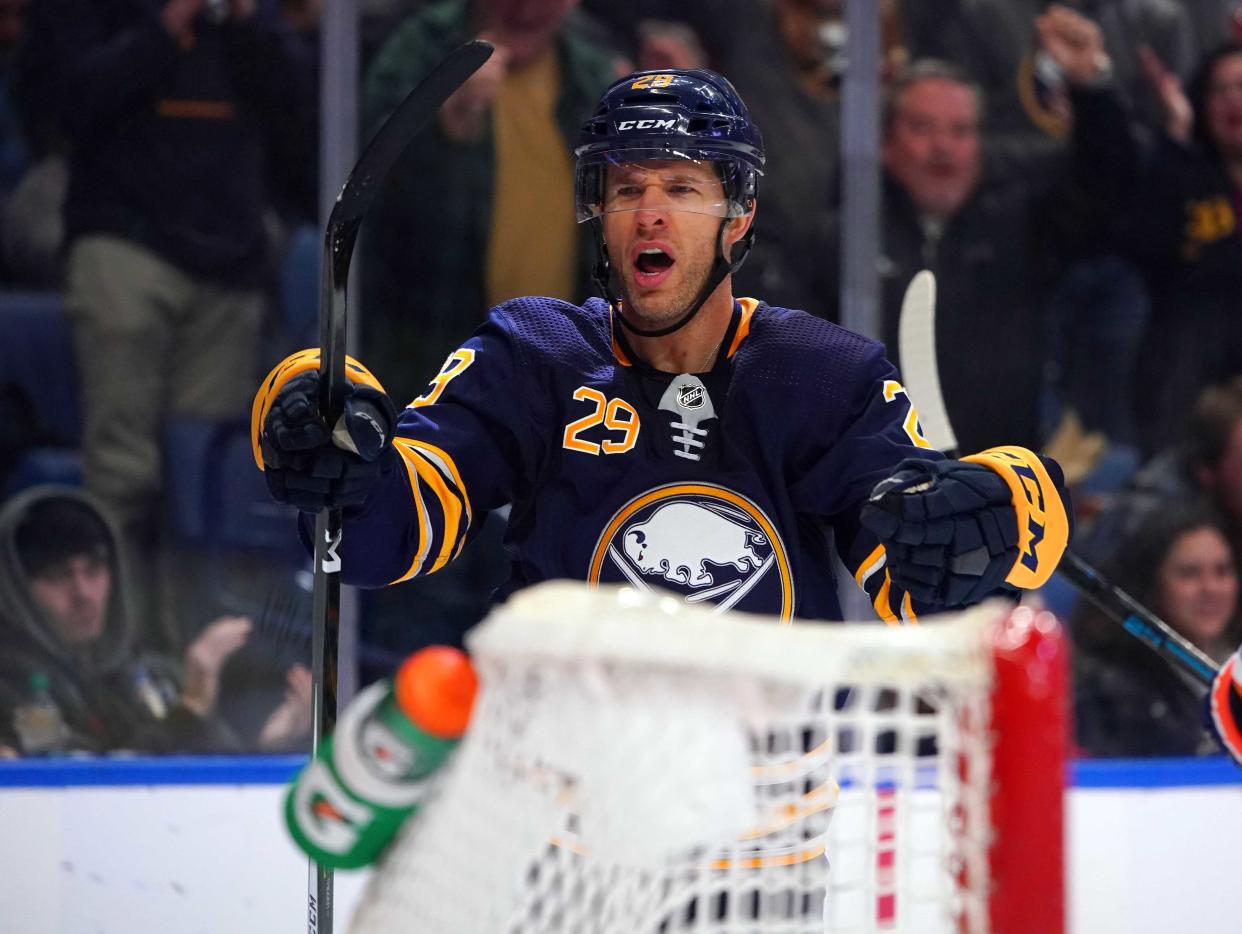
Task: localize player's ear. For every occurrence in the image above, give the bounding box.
[723,203,756,256]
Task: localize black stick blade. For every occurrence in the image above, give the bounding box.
[329,39,494,228]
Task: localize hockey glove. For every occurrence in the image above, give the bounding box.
[861,458,1020,608]
[251,350,399,511]
[1209,650,1242,768]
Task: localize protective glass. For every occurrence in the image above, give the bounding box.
[574,150,749,223]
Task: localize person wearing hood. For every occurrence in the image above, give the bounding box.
[0,485,312,755]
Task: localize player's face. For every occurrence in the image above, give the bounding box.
[883,79,981,219]
[1206,53,1242,160]
[28,552,111,646]
[601,160,745,327]
[1157,527,1237,650]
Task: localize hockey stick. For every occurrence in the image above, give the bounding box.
[895,270,1218,691]
[1055,551,1216,687]
[897,270,956,455]
[309,39,493,934]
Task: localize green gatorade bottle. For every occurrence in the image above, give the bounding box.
[284,646,477,869]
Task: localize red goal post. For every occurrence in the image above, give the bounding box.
[349,583,1067,934]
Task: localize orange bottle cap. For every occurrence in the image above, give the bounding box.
[393,646,478,739]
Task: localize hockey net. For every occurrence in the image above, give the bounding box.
[349,583,1067,934]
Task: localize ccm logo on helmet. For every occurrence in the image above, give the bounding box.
[616,119,677,131]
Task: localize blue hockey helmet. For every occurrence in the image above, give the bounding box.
[574,69,765,224]
[575,70,765,338]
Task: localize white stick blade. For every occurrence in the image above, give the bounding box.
[897,270,957,453]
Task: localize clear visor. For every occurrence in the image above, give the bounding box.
[574,151,748,223]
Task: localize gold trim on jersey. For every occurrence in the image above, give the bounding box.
[900,590,918,624]
[401,438,473,561]
[853,543,886,589]
[873,570,900,626]
[587,483,795,621]
[392,439,468,576]
[608,306,634,367]
[390,442,435,583]
[727,297,759,358]
[852,543,919,624]
[609,298,758,366]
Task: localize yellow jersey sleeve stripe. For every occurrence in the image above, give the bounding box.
[390,443,434,584]
[403,439,473,536]
[900,591,918,624]
[853,543,887,589]
[873,571,901,626]
[394,440,463,575]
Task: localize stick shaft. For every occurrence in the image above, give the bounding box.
[305,41,494,934]
[1057,551,1217,687]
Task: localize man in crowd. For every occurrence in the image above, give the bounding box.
[822,6,1135,454]
[361,0,624,403]
[1123,41,1242,455]
[0,486,312,755]
[17,0,316,646]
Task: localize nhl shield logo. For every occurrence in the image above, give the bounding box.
[676,383,704,409]
[588,483,794,620]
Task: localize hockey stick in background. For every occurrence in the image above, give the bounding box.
[895,270,1218,691]
[309,40,493,934]
[1055,552,1216,687]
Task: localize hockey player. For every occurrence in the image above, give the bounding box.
[252,68,1071,624]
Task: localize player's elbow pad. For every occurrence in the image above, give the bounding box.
[961,446,1072,590]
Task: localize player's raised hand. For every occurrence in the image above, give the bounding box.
[252,350,399,511]
[1209,649,1242,767]
[861,459,1020,608]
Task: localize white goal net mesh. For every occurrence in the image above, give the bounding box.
[349,583,1015,934]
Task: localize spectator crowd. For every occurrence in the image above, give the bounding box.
[0,0,1240,760]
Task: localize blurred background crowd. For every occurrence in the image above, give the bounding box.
[0,0,1239,761]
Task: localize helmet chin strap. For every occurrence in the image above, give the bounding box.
[592,217,755,340]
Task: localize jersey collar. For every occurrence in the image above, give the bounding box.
[610,298,760,371]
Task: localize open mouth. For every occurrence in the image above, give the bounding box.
[632,245,676,287]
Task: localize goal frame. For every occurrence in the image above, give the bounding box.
[351,586,1068,934]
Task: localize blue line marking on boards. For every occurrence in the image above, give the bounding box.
[0,755,1236,789]
[1071,756,1240,788]
[0,755,307,787]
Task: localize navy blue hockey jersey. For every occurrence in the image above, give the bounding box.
[331,295,946,623]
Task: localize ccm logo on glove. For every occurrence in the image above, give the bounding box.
[962,447,1070,589]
